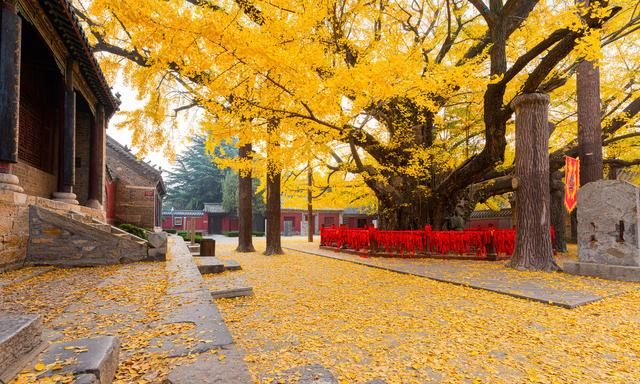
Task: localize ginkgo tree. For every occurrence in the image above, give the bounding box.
[75,0,640,236]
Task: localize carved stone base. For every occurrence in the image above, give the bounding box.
[564,261,640,282]
[0,173,24,193]
[86,199,102,210]
[52,192,79,205]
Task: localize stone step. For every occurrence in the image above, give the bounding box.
[195,257,225,275]
[210,287,254,299]
[223,260,242,271]
[0,313,47,383]
[32,336,120,384]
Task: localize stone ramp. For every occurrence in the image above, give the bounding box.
[0,313,46,382]
[27,206,149,266]
[284,245,637,309]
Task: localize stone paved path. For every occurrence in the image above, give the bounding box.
[283,243,637,308]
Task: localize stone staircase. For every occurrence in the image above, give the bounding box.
[27,205,152,267]
[0,312,120,383]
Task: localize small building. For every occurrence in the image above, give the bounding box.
[105,136,166,228]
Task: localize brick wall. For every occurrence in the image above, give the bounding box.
[13,161,58,198]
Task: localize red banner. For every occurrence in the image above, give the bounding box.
[564,156,580,212]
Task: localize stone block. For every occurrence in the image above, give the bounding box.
[0,190,27,205]
[223,260,242,271]
[196,257,225,275]
[564,261,640,282]
[577,180,640,267]
[147,231,168,248]
[39,336,120,384]
[0,313,45,383]
[147,247,167,261]
[210,287,254,299]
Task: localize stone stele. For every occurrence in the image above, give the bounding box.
[564,180,640,281]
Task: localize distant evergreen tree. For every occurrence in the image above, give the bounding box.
[221,170,265,215]
[164,137,235,210]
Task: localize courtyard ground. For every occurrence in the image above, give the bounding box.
[212,237,640,384]
[2,237,639,383]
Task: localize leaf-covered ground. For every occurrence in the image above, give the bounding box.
[3,239,639,383]
[216,240,640,384]
[1,262,210,384]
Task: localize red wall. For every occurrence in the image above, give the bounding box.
[344,215,374,228]
[105,181,116,224]
[162,214,208,232]
[222,216,239,232]
[466,217,513,230]
[281,211,303,234]
[318,213,340,227]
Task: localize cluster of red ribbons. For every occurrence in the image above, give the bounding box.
[320,225,553,258]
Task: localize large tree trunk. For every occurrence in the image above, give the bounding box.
[508,93,558,271]
[236,144,255,253]
[264,120,283,256]
[307,163,314,242]
[264,170,283,255]
[576,59,603,185]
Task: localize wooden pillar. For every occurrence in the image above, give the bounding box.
[508,93,558,271]
[87,104,105,209]
[0,1,23,192]
[53,60,78,204]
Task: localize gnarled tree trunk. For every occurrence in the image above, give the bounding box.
[236,143,255,253]
[508,93,558,271]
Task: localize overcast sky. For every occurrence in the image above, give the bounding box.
[106,80,191,174]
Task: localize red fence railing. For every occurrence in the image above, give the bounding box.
[320,225,555,260]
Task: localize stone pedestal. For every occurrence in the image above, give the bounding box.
[0,173,23,193]
[85,199,102,210]
[564,180,640,281]
[52,191,79,205]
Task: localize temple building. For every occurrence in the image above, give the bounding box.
[0,0,119,270]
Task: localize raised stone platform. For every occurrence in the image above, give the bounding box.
[0,313,46,382]
[564,261,640,282]
[195,257,226,275]
[284,245,635,309]
[38,336,120,383]
[164,236,251,382]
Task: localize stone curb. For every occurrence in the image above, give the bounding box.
[283,246,631,309]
